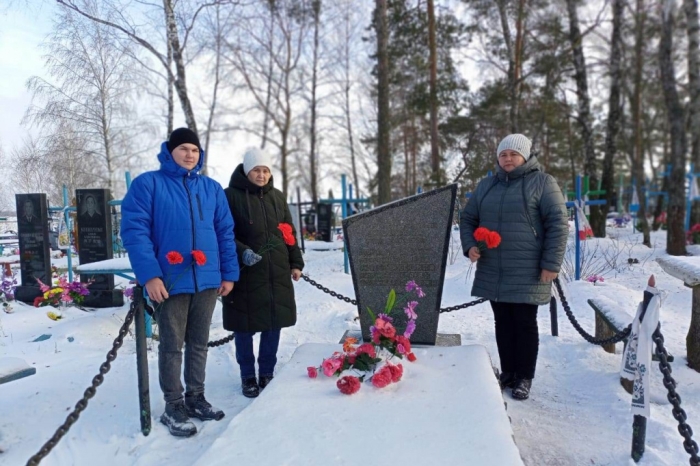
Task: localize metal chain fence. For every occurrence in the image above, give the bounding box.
[553,277,631,346]
[26,301,137,466]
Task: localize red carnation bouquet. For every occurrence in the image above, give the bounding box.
[149,250,207,308]
[473,227,501,252]
[306,280,423,395]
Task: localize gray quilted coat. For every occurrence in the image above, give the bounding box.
[460,156,568,305]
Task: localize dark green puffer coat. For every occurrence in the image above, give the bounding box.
[222,164,304,332]
[460,156,568,305]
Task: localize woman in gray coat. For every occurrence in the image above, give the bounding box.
[460,134,568,400]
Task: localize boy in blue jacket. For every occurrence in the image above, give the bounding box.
[121,128,239,437]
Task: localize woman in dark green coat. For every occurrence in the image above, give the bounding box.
[460,134,567,401]
[223,147,304,398]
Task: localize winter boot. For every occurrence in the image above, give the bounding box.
[499,372,517,390]
[511,379,532,400]
[185,393,225,421]
[242,377,260,398]
[160,401,197,437]
[259,374,274,390]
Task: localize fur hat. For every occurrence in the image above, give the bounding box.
[167,127,201,153]
[496,134,532,161]
[243,147,273,175]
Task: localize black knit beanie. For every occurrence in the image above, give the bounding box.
[167,127,201,153]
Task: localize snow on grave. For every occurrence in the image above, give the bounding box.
[195,343,523,466]
[0,357,36,385]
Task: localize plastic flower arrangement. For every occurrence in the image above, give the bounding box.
[1,272,18,301]
[586,275,605,285]
[307,280,424,395]
[34,274,92,319]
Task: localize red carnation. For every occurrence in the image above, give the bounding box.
[307,366,318,379]
[192,250,207,266]
[486,231,502,249]
[387,363,404,383]
[356,343,377,359]
[33,296,44,307]
[337,375,361,395]
[166,251,184,265]
[407,352,417,362]
[277,223,296,246]
[371,366,393,388]
[396,335,411,354]
[474,227,490,242]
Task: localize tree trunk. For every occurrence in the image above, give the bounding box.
[633,0,651,245]
[688,286,700,371]
[427,0,440,186]
[166,31,174,137]
[496,0,517,133]
[376,0,392,205]
[163,0,198,137]
[308,0,321,205]
[602,0,624,222]
[660,0,688,255]
[685,0,700,225]
[567,0,605,237]
[204,5,223,159]
[261,1,275,149]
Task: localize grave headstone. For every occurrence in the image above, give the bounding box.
[317,203,332,242]
[343,184,457,345]
[15,193,52,303]
[76,189,123,307]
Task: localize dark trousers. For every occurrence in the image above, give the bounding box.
[154,289,218,404]
[490,301,539,380]
[234,329,282,380]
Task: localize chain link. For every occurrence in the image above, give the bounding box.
[553,278,632,346]
[26,301,137,466]
[301,274,358,305]
[301,274,486,313]
[652,329,700,465]
[208,333,235,347]
[439,297,488,313]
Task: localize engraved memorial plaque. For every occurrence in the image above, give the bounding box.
[15,193,51,303]
[343,185,457,345]
[76,189,123,307]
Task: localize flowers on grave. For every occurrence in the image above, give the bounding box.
[687,223,700,245]
[278,223,296,246]
[123,280,137,301]
[586,275,605,285]
[307,281,423,395]
[473,227,502,253]
[34,275,91,309]
[1,272,18,301]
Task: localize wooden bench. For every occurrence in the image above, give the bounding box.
[587,297,632,354]
[656,256,700,371]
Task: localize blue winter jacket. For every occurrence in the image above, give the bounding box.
[121,142,239,294]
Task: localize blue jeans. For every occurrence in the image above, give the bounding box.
[234,329,281,379]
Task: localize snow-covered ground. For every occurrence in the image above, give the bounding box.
[1,227,699,465]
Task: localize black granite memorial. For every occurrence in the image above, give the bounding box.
[317,203,332,242]
[343,185,457,345]
[15,193,52,303]
[76,189,123,307]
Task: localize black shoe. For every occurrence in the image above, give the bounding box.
[512,379,532,400]
[185,393,225,421]
[259,375,274,390]
[160,401,197,437]
[499,372,517,390]
[242,377,259,398]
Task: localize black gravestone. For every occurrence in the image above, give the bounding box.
[343,185,457,345]
[76,189,123,307]
[317,203,332,242]
[15,194,52,303]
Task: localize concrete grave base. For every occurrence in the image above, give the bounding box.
[195,343,523,466]
[0,357,36,385]
[339,329,461,346]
